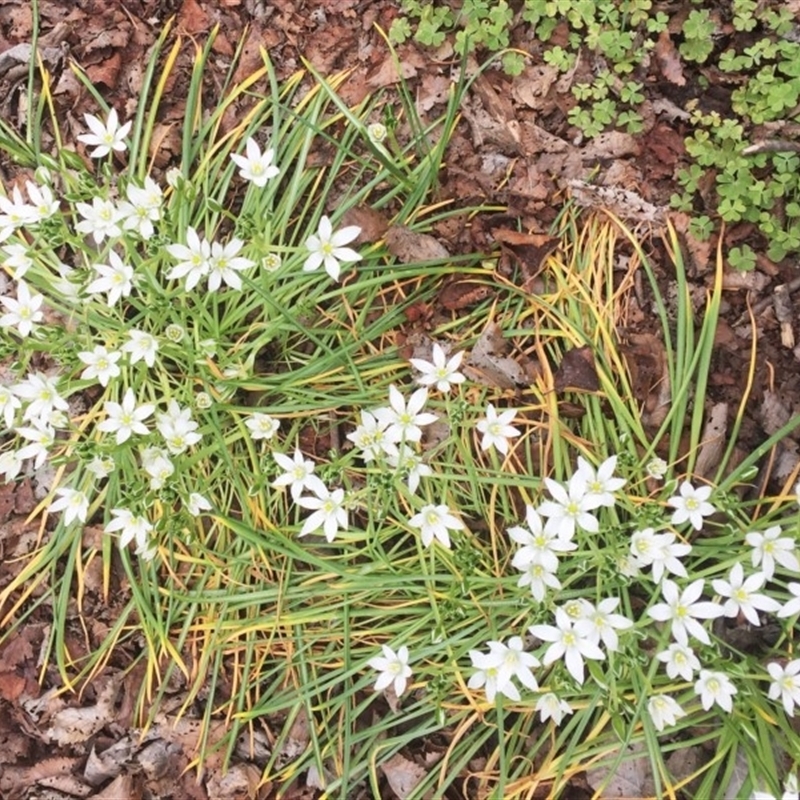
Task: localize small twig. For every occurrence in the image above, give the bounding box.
[734,273,800,327]
[742,139,800,155]
[774,284,796,349]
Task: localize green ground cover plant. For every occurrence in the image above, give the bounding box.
[2,17,800,800]
[391,1,800,269]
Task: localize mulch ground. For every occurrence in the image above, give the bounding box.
[1,1,799,798]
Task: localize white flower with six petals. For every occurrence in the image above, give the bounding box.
[369,644,412,697]
[694,669,737,712]
[49,487,90,526]
[711,563,781,626]
[529,607,605,685]
[303,215,361,281]
[77,108,131,158]
[230,137,280,187]
[408,503,464,549]
[409,343,465,393]
[297,486,347,542]
[646,578,724,646]
[667,481,715,530]
[476,403,520,455]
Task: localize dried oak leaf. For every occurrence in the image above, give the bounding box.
[464,322,527,388]
[493,228,558,278]
[385,225,450,263]
[46,679,118,746]
[178,0,210,34]
[655,29,686,86]
[341,205,389,244]
[554,346,599,392]
[380,752,427,800]
[439,280,493,311]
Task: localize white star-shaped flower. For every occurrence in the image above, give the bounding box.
[0,280,44,337]
[78,345,122,387]
[49,487,90,526]
[77,108,132,158]
[667,481,715,530]
[272,448,326,501]
[529,607,605,685]
[373,385,437,443]
[647,694,687,732]
[303,215,361,281]
[574,455,626,507]
[712,563,781,625]
[694,669,737,712]
[408,503,464,549]
[409,343,465,393]
[745,525,800,580]
[98,388,155,444]
[368,644,412,697]
[476,403,520,455]
[230,137,280,187]
[296,486,347,542]
[647,578,724,646]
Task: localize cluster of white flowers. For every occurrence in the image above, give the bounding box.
[454,453,800,741]
[6,110,800,791]
[507,457,624,602]
[0,113,373,561]
[166,226,254,292]
[244,412,348,543]
[0,179,59,241]
[343,381,463,548]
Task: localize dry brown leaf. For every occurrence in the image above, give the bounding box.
[137,739,181,781]
[366,48,424,89]
[581,131,641,161]
[87,52,122,89]
[587,746,655,798]
[621,333,670,427]
[1,756,82,800]
[46,679,118,746]
[568,180,665,223]
[205,762,262,799]
[380,752,428,800]
[473,72,515,123]
[93,774,139,800]
[721,269,771,292]
[760,390,792,436]
[511,64,559,110]
[417,73,450,112]
[82,25,130,56]
[494,228,559,279]
[341,205,389,244]
[38,772,93,797]
[464,323,526,388]
[694,403,728,480]
[178,0,210,34]
[554,346,599,393]
[439,280,493,311]
[0,624,42,701]
[461,93,522,155]
[385,225,449,263]
[84,737,137,786]
[655,29,686,86]
[149,122,182,168]
[775,445,800,484]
